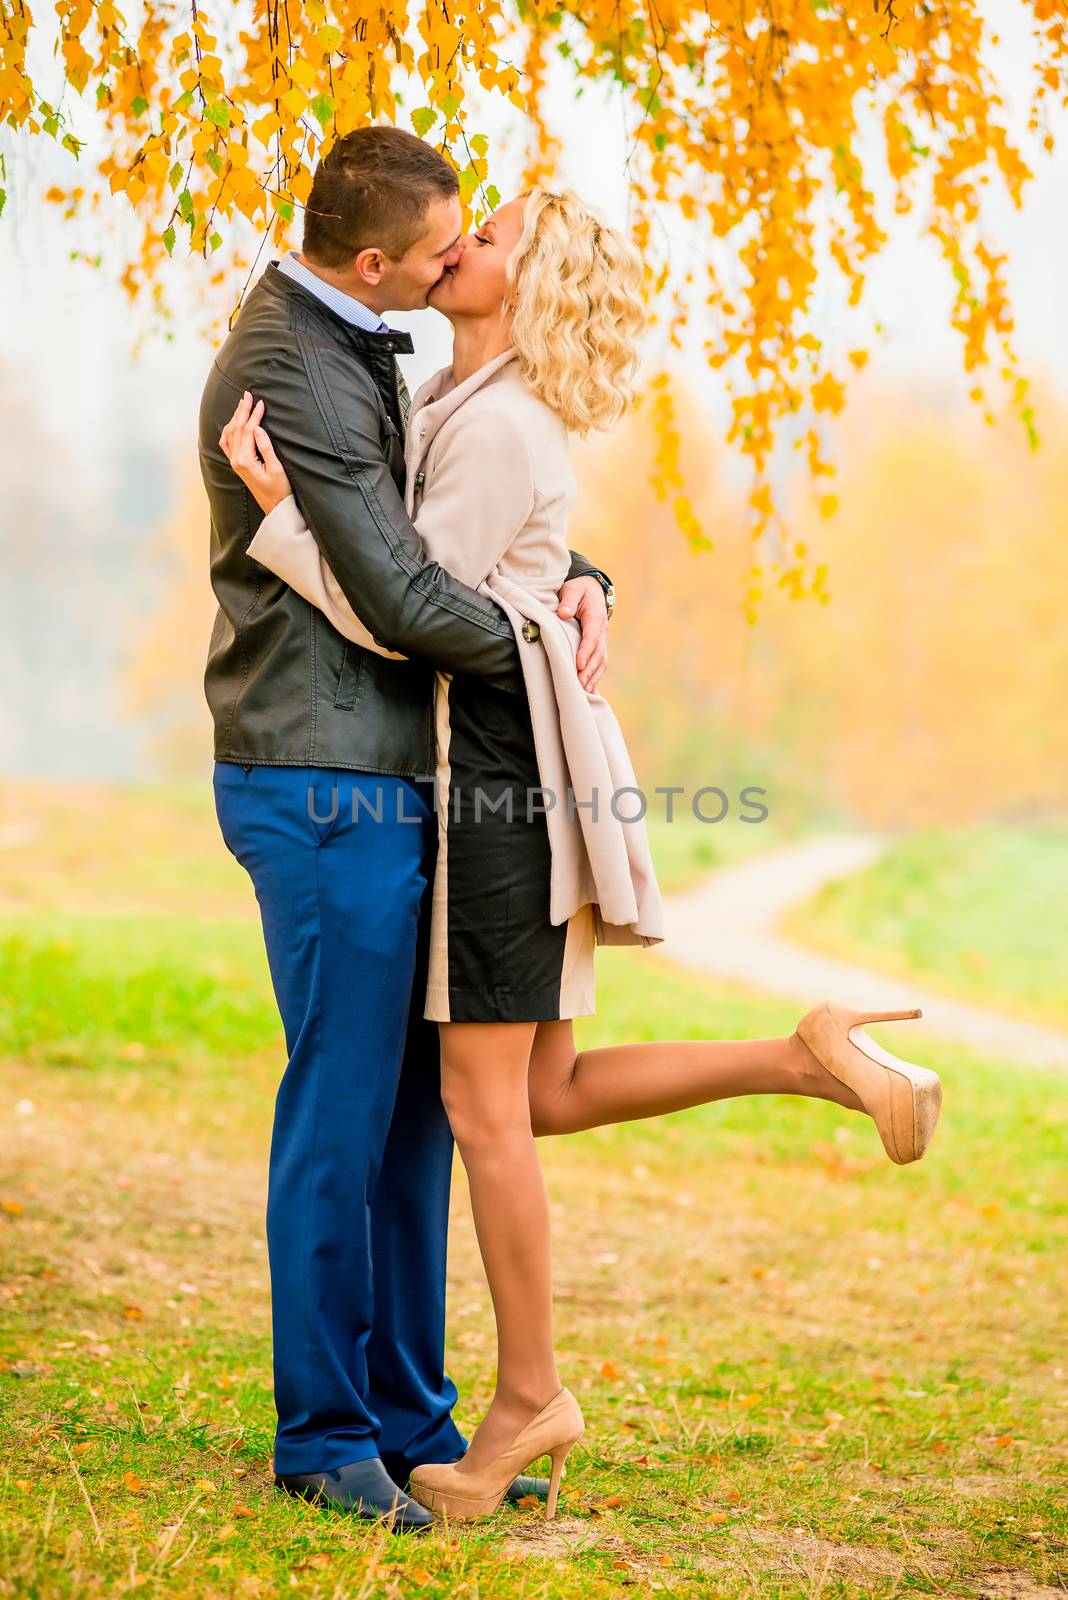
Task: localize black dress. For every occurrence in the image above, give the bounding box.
[422,669,597,1024]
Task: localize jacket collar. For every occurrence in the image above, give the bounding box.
[408,347,520,459]
[259,263,414,356]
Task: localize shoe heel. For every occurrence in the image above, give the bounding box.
[545,1442,574,1521]
[837,1004,923,1026]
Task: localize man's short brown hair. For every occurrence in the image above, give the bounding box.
[302,126,459,268]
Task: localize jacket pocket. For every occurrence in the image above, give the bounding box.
[334,642,365,711]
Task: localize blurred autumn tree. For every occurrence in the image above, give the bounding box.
[769,374,1068,827]
[2,0,1066,612]
[564,373,1068,828]
[124,472,219,778]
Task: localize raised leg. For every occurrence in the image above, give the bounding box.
[527,1018,865,1136]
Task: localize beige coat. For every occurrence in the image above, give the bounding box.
[247,346,665,948]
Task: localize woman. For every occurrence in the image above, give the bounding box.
[220,184,943,1523]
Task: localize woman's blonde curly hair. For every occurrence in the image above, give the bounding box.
[503,186,646,436]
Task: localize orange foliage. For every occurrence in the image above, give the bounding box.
[4,0,1065,611]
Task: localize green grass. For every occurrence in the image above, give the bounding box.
[0,913,278,1069]
[1,780,1066,1598]
[781,824,1068,1034]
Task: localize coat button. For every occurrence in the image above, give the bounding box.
[522,620,541,643]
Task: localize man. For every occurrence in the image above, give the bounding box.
[199,126,615,1532]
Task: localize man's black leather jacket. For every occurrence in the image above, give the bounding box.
[199,263,612,781]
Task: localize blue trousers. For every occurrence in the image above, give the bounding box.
[213,761,467,1479]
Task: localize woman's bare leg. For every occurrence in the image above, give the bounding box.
[528,1021,865,1136]
[438,1018,562,1473]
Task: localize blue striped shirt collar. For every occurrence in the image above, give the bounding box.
[276,250,390,334]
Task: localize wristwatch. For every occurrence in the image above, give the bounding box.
[591,570,616,621]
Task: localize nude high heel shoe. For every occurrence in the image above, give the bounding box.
[407,1388,584,1522]
[796,1001,943,1165]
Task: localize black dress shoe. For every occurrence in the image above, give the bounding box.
[504,1473,550,1504]
[275,1457,433,1532]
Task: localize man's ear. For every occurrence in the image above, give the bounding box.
[353,245,386,286]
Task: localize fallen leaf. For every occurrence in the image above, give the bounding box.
[233,1504,256,1519]
[122,1305,144,1321]
[601,1361,621,1380]
[124,1471,142,1493]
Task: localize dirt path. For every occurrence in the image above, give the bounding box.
[658,833,1068,1070]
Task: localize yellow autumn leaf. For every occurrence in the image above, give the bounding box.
[280,87,307,119]
[251,112,281,147]
[289,57,317,90]
[811,372,847,413]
